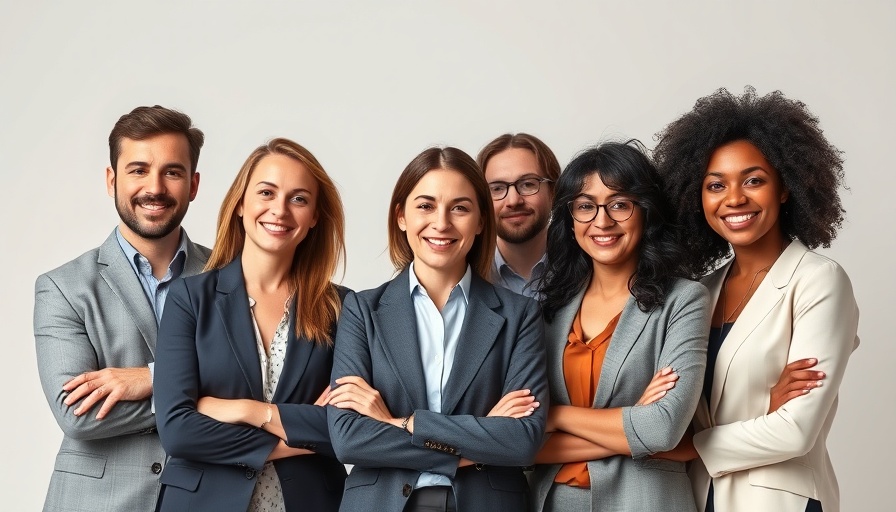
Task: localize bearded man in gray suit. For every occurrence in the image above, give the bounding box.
[35,105,211,512]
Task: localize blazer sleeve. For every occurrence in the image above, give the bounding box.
[410,298,548,466]
[622,280,711,457]
[328,291,460,477]
[155,279,279,471]
[34,273,157,440]
[694,260,859,476]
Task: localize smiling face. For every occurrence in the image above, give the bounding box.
[702,140,789,251]
[572,172,643,274]
[484,147,552,244]
[238,154,319,260]
[397,168,483,284]
[106,133,199,242]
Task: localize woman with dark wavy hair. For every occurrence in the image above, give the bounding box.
[653,87,860,512]
[530,140,709,511]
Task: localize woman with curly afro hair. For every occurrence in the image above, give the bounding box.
[653,87,860,512]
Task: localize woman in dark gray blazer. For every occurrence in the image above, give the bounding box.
[326,147,548,512]
[531,141,710,511]
[154,138,348,511]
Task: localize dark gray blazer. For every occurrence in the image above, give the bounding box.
[530,278,710,512]
[34,229,210,512]
[154,258,347,511]
[328,268,548,512]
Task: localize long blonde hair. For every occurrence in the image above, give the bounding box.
[205,138,346,345]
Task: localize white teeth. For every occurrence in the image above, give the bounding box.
[141,204,165,210]
[725,213,756,223]
[426,238,454,246]
[591,236,617,242]
[262,223,289,232]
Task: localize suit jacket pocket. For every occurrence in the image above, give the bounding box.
[636,458,687,473]
[345,467,380,489]
[748,460,817,499]
[54,450,106,479]
[159,463,204,492]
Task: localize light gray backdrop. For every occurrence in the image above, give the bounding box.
[2,1,892,510]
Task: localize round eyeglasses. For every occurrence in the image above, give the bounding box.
[567,198,637,223]
[488,177,553,200]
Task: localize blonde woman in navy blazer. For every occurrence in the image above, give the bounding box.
[327,147,548,512]
[155,138,348,511]
[655,87,860,512]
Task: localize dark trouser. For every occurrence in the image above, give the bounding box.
[404,486,456,512]
[706,481,822,511]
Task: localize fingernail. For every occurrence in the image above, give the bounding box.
[818,372,826,378]
[815,381,824,387]
[809,358,817,364]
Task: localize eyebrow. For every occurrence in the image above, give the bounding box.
[256,181,313,194]
[412,195,475,203]
[124,161,188,172]
[488,174,543,184]
[575,191,629,201]
[705,166,767,178]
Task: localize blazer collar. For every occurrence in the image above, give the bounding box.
[706,240,809,415]
[97,230,158,353]
[373,268,505,414]
[544,286,653,409]
[441,273,504,414]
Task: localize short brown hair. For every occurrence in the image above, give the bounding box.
[108,105,204,173]
[388,147,496,281]
[476,132,561,188]
[205,138,346,345]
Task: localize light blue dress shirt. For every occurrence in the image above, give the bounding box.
[491,248,546,299]
[408,262,471,489]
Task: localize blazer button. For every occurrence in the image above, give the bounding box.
[402,484,412,497]
[246,468,257,479]
[150,462,162,474]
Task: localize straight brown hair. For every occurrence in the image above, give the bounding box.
[205,138,346,345]
[476,132,561,187]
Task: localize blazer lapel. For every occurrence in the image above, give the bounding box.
[215,258,265,401]
[373,269,428,409]
[708,242,808,415]
[272,301,315,403]
[182,233,209,277]
[593,296,652,408]
[97,231,158,354]
[544,289,584,406]
[441,275,504,415]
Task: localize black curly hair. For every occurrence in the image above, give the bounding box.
[653,87,846,278]
[539,140,687,321]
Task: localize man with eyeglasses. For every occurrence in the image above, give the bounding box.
[476,133,561,298]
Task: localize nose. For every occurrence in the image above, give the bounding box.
[432,207,451,231]
[592,205,615,228]
[144,171,167,195]
[724,186,747,207]
[269,197,288,218]
[504,185,525,207]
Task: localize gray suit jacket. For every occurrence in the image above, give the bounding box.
[530,278,709,512]
[35,229,210,512]
[328,268,548,512]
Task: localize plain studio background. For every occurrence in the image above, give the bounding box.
[2,1,892,510]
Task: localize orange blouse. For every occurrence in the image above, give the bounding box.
[553,308,620,488]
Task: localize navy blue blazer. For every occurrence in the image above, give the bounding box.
[154,258,347,512]
[328,268,548,512]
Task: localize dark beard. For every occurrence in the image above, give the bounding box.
[115,191,184,240]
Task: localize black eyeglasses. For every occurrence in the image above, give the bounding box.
[488,177,553,200]
[567,198,637,223]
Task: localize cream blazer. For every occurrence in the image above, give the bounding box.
[690,241,859,512]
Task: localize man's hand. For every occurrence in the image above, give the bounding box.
[63,367,152,419]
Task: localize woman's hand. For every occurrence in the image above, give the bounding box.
[487,389,540,419]
[651,429,698,462]
[768,358,825,413]
[327,376,396,423]
[637,367,678,406]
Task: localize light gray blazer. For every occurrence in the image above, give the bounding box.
[530,278,710,512]
[34,229,209,512]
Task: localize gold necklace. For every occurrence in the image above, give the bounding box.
[720,264,771,324]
